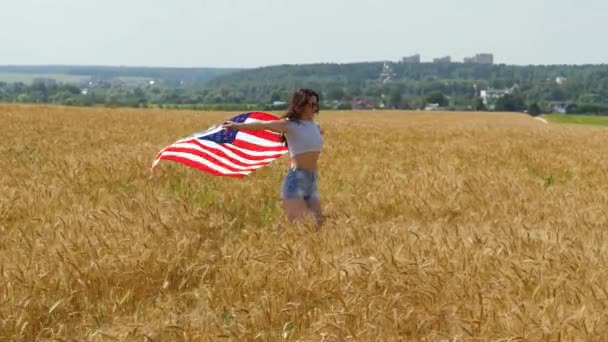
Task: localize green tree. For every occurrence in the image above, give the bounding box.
[270,91,282,103]
[388,88,403,109]
[495,94,525,111]
[425,91,448,106]
[474,97,486,111]
[345,86,362,99]
[527,103,541,116]
[400,99,412,109]
[327,87,345,101]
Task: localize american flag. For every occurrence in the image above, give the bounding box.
[151,112,288,178]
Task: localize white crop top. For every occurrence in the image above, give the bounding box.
[285,120,323,157]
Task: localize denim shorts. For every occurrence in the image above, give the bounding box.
[280,168,319,202]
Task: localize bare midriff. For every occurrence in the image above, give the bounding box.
[289,151,320,171]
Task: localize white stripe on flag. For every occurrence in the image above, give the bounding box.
[237,131,286,147]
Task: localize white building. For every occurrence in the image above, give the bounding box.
[424,103,440,111]
[480,86,517,108]
[547,101,571,114]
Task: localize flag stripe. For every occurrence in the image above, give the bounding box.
[233,139,288,152]
[236,131,285,148]
[239,128,284,142]
[156,151,251,175]
[220,142,288,158]
[156,154,248,178]
[161,145,270,170]
[187,139,285,162]
[194,126,224,138]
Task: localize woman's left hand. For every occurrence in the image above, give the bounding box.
[221,121,239,130]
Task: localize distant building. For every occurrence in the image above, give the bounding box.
[424,103,441,111]
[480,86,517,108]
[402,54,421,63]
[464,53,494,65]
[555,76,567,85]
[433,56,451,64]
[351,97,374,110]
[547,101,572,114]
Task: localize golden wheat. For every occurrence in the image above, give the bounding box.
[1,104,608,341]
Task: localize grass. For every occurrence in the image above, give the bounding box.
[545,113,608,127]
[1,105,608,340]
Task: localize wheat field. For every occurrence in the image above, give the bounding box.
[1,104,608,341]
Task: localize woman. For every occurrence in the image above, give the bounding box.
[221,88,324,227]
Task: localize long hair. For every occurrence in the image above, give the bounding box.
[282,88,320,122]
[280,88,320,145]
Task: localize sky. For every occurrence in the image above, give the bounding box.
[0,0,606,68]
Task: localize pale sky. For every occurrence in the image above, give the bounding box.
[0,0,606,68]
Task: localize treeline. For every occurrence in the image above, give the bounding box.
[0,65,241,86]
[1,62,608,114]
[202,62,608,113]
[0,81,282,111]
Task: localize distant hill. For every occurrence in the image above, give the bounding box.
[205,62,381,88]
[201,61,608,104]
[207,61,608,88]
[0,65,244,86]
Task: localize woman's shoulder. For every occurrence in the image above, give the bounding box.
[283,118,297,127]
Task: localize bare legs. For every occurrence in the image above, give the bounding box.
[282,198,324,229]
[306,198,324,227]
[280,167,323,229]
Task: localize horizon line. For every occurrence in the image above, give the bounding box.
[1,60,607,69]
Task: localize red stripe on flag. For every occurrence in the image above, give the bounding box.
[155,154,247,178]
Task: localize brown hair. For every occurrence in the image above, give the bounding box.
[282,88,320,122]
[280,88,319,146]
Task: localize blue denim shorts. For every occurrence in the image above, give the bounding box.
[281,168,319,201]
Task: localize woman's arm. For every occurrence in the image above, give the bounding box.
[222,119,288,133]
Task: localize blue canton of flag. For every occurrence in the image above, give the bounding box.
[197,112,250,144]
